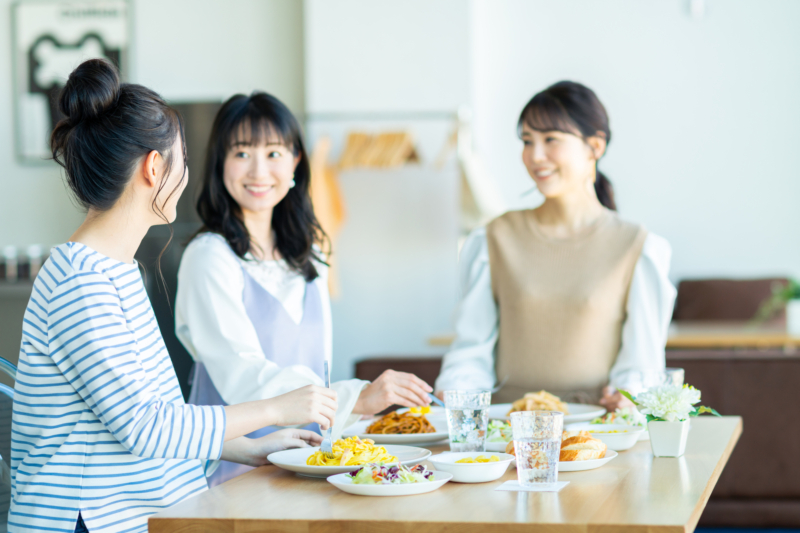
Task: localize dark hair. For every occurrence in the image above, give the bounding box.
[196,92,327,281]
[518,81,616,211]
[51,58,186,216]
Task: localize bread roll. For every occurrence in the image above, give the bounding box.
[561,430,591,441]
[505,441,515,456]
[559,437,607,462]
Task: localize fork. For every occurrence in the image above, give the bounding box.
[320,361,335,460]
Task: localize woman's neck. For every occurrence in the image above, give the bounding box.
[242,208,277,261]
[534,187,605,238]
[69,201,151,264]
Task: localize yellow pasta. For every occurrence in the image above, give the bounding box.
[305,436,399,467]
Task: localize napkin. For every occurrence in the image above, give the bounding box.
[495,480,569,492]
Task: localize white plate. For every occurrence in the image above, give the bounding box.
[558,450,618,472]
[327,470,452,496]
[267,445,432,478]
[485,440,511,453]
[565,422,645,451]
[428,452,514,483]
[489,403,606,424]
[566,421,650,441]
[342,416,449,445]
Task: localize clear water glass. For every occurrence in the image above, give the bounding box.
[444,390,491,452]
[665,367,685,387]
[510,411,563,486]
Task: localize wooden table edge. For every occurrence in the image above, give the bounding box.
[683,416,743,533]
[148,418,744,533]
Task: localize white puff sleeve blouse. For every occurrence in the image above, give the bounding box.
[175,233,367,437]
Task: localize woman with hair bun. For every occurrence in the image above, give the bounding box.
[435,81,677,411]
[174,92,434,487]
[9,59,337,533]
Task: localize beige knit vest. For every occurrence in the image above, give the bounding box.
[486,209,647,404]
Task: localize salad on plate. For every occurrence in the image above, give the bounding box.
[348,463,435,485]
[487,420,513,444]
[590,407,646,427]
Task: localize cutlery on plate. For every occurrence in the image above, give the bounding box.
[320,361,335,460]
[428,393,445,408]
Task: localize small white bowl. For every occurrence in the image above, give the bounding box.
[428,452,514,483]
[571,423,644,451]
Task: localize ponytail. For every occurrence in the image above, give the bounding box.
[594,170,616,211]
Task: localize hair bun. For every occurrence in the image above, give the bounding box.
[58,58,120,123]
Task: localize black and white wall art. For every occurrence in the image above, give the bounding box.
[12,0,129,162]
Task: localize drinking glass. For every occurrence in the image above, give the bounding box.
[510,411,563,486]
[665,367,685,387]
[443,390,491,452]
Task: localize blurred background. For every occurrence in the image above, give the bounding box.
[1,0,799,530]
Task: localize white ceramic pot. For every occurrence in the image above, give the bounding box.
[647,420,690,457]
[787,300,800,335]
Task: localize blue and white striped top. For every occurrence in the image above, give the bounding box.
[9,243,227,533]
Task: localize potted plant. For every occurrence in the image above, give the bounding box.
[620,384,719,457]
[755,279,800,334]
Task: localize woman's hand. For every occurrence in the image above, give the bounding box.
[599,386,634,413]
[353,370,433,415]
[267,385,338,430]
[222,429,322,467]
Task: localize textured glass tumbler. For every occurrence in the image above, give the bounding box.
[444,390,491,452]
[510,411,564,486]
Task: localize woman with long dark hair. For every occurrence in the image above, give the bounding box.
[10,59,336,533]
[435,81,677,411]
[175,92,432,486]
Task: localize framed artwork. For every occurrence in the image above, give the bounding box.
[11,0,130,163]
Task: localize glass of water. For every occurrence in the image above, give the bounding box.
[510,411,564,486]
[443,390,491,452]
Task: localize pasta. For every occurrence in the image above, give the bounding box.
[366,411,436,434]
[306,436,399,467]
[507,390,570,415]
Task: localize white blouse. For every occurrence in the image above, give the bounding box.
[434,227,677,393]
[175,233,367,438]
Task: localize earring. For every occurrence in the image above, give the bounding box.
[289,177,296,188]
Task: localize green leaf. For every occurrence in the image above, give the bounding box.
[645,414,659,423]
[692,406,721,417]
[619,389,638,406]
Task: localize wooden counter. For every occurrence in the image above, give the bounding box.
[149,416,742,533]
[666,321,800,350]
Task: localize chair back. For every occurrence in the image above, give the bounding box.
[0,357,16,381]
[672,278,789,322]
[0,360,15,533]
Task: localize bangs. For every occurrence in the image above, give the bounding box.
[518,93,581,136]
[223,107,297,153]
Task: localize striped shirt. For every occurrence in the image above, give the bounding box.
[9,243,226,533]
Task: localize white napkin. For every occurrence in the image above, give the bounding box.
[495,480,569,492]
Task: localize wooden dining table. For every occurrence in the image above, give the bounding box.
[149,416,741,533]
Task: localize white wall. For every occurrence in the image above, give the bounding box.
[304,0,471,380]
[0,0,305,250]
[304,0,471,113]
[471,0,800,282]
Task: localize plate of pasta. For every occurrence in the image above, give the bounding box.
[267,436,432,478]
[342,409,449,444]
[489,391,606,424]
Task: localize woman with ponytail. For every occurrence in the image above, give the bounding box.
[435,81,676,411]
[10,59,337,533]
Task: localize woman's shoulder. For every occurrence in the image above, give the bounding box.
[180,232,242,278]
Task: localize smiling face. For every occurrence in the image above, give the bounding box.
[520,123,601,200]
[222,133,299,219]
